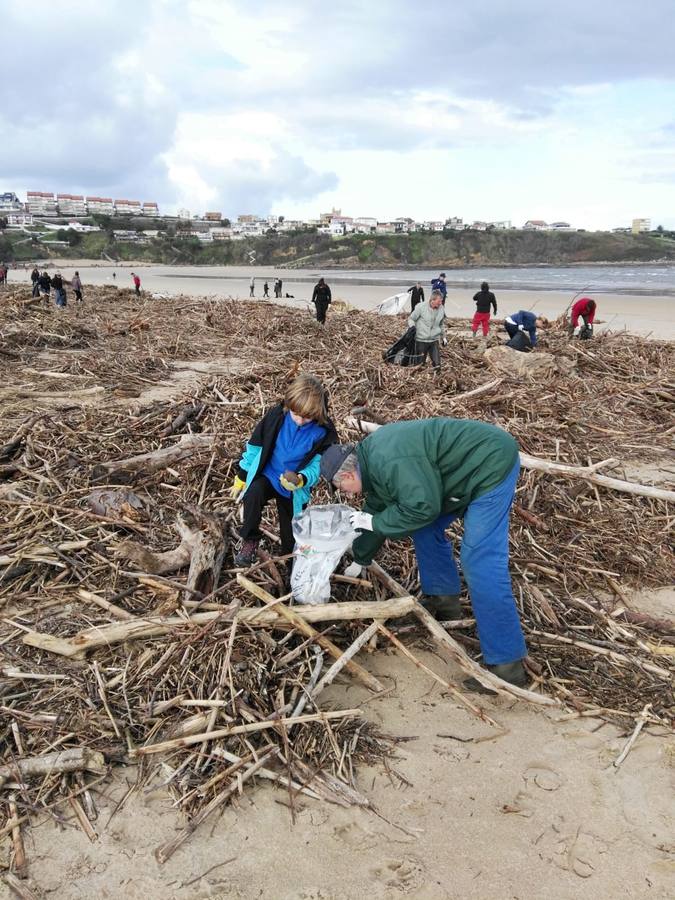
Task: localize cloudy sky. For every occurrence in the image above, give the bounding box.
[2,0,674,228]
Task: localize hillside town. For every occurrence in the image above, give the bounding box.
[0,191,652,246]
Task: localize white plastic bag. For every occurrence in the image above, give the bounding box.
[291,504,358,605]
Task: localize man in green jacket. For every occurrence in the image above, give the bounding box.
[320,418,528,688]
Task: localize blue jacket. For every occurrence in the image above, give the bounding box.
[431,277,447,300]
[236,403,338,517]
[506,310,538,346]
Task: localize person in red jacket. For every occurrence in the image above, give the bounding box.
[131,272,141,295]
[570,297,596,335]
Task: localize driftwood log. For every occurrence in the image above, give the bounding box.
[0,749,106,785]
[345,417,675,502]
[22,595,417,659]
[91,433,214,480]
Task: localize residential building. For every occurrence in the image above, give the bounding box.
[549,221,572,230]
[114,199,142,215]
[376,222,396,234]
[490,220,512,230]
[393,217,414,233]
[177,208,192,220]
[142,202,159,217]
[5,213,34,227]
[0,192,22,212]
[57,193,87,216]
[612,227,631,234]
[26,191,58,216]
[204,212,223,222]
[86,196,114,215]
[237,214,260,224]
[353,217,377,234]
[445,217,464,230]
[192,231,214,242]
[320,208,342,224]
[470,221,489,231]
[210,227,233,241]
[113,230,142,242]
[523,220,548,230]
[632,218,651,234]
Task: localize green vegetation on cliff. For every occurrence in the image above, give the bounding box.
[2,225,675,268]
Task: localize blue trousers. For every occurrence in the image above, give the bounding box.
[411,460,526,665]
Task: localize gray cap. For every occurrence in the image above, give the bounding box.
[320,443,355,484]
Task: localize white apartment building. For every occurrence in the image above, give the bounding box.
[57,194,87,216]
[5,213,34,227]
[26,191,58,216]
[632,218,651,234]
[0,192,22,212]
[523,220,548,230]
[445,217,464,230]
[210,227,233,240]
[490,220,512,230]
[86,196,114,215]
[115,199,142,215]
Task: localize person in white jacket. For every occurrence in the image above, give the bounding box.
[408,289,447,371]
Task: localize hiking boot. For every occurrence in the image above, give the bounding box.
[233,539,259,567]
[420,593,462,621]
[463,660,528,694]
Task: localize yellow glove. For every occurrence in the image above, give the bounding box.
[230,475,246,500]
[279,471,305,492]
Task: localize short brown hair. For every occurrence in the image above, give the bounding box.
[284,374,329,425]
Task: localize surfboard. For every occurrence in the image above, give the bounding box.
[376,291,410,315]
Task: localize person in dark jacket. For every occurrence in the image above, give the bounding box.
[263,280,270,298]
[230,374,338,567]
[472,281,497,337]
[311,277,332,324]
[31,267,40,297]
[430,272,447,305]
[38,271,51,298]
[52,273,66,307]
[320,418,528,690]
[407,282,425,311]
[503,310,547,347]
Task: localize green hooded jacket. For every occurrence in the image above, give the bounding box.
[352,418,519,565]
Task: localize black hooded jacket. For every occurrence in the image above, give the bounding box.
[473,288,497,314]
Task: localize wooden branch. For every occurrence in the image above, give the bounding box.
[0,749,106,784]
[368,562,557,707]
[237,574,385,693]
[344,419,675,502]
[376,623,501,728]
[311,622,380,699]
[22,596,416,659]
[132,708,362,757]
[91,433,214,480]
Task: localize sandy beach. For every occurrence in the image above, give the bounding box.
[8,262,675,338]
[0,284,673,900]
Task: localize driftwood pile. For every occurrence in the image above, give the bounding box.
[0,283,673,874]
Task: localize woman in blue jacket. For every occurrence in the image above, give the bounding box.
[230,375,338,566]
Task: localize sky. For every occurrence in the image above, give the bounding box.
[2,0,675,229]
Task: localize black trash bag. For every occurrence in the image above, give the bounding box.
[382,326,420,366]
[505,330,532,352]
[579,324,594,340]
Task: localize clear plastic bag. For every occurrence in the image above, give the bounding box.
[291,504,358,605]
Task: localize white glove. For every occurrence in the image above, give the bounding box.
[518,324,525,331]
[349,511,373,532]
[344,561,363,578]
[441,336,448,347]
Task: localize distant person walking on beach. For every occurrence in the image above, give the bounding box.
[472,281,497,337]
[407,282,425,311]
[503,311,547,349]
[569,297,596,337]
[263,280,270,298]
[249,277,255,297]
[311,277,332,324]
[408,289,447,372]
[71,271,83,303]
[0,263,8,286]
[31,266,40,297]
[38,271,51,299]
[431,272,447,305]
[131,272,141,295]
[52,272,67,308]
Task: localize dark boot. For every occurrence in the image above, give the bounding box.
[463,660,528,694]
[234,538,259,567]
[420,593,462,621]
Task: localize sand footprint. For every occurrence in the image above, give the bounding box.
[371,856,425,893]
[523,762,564,792]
